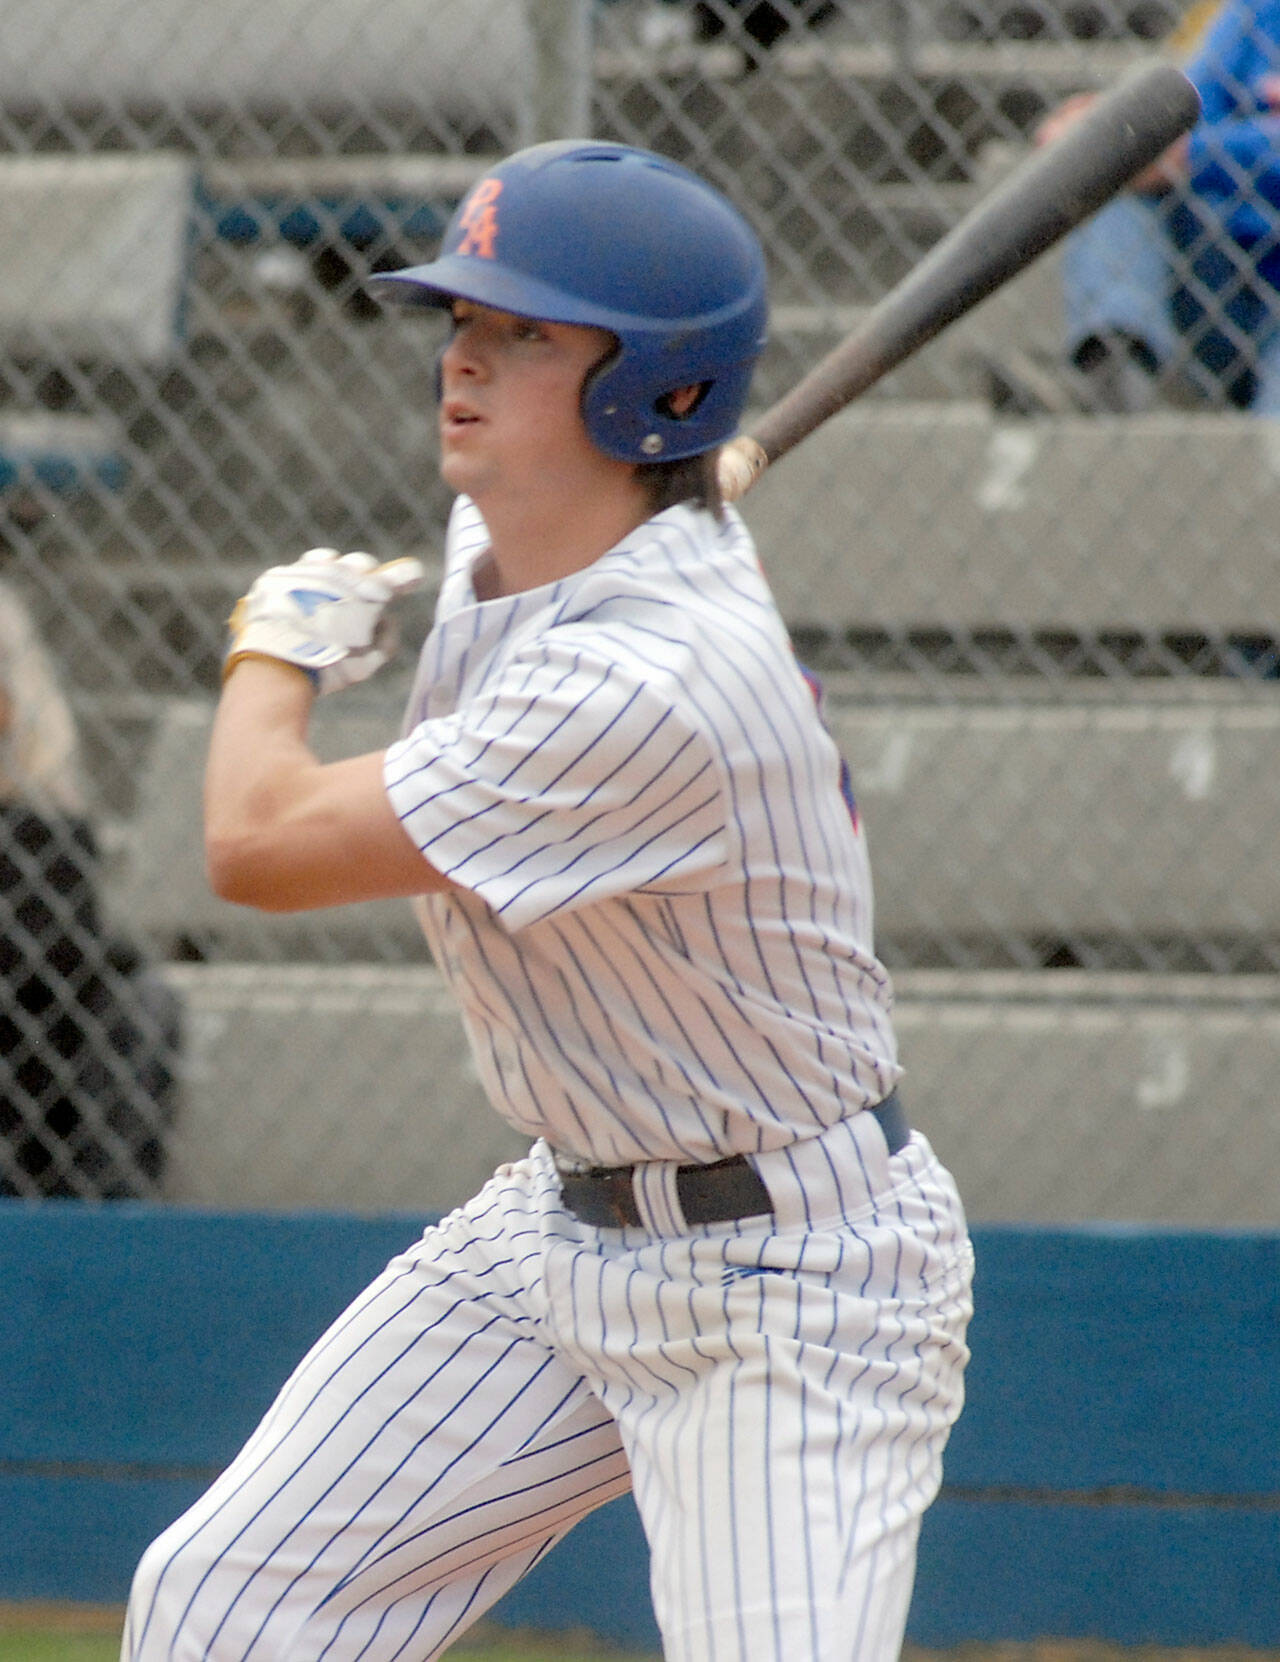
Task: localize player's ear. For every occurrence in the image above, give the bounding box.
[658,384,709,420]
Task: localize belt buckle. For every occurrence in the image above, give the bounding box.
[555,1152,641,1229]
[599,1168,639,1229]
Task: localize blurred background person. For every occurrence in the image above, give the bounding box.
[1039,0,1280,412]
[0,571,180,1198]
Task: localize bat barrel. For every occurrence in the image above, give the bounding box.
[743,61,1202,473]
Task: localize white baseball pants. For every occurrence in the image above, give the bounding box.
[124,1114,973,1662]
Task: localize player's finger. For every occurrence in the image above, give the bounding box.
[375,557,429,594]
[297,546,342,566]
[336,550,380,575]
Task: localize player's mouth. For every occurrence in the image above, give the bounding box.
[441,399,482,433]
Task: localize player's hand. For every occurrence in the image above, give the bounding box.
[1033,91,1097,148]
[225,548,428,694]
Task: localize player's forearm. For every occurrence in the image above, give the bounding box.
[205,659,446,912]
[204,657,325,907]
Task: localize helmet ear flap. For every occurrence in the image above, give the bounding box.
[578,335,622,446]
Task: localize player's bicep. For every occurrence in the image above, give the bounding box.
[206,746,449,913]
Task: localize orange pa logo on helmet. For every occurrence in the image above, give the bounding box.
[456,178,503,259]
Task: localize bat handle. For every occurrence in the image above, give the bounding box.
[717,435,769,503]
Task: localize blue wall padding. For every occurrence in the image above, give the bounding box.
[913,1496,1280,1648]
[3,1205,1278,1646]
[0,1476,206,1603]
[946,1222,1280,1494]
[1,1205,426,1466]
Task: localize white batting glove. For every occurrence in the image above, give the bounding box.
[225,548,427,694]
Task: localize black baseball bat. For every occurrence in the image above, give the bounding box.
[718,60,1202,499]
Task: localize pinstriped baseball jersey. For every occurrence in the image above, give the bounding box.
[384,495,900,1166]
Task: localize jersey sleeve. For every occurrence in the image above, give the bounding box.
[384,633,731,930]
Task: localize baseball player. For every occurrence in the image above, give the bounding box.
[123,141,974,1662]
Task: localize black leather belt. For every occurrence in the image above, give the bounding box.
[554,1090,909,1229]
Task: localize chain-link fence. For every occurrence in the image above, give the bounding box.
[1,0,1277,1222]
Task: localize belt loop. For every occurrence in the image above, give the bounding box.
[869,1089,909,1157]
[634,1160,684,1235]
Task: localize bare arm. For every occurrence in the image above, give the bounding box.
[205,657,450,912]
[205,546,448,912]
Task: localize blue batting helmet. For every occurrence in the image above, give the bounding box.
[369,141,768,464]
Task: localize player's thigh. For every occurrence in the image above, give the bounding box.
[126,1187,629,1659]
[643,1309,968,1661]
[616,1160,972,1662]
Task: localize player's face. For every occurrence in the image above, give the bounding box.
[437,301,622,506]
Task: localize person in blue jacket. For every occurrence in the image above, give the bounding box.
[1042,0,1280,411]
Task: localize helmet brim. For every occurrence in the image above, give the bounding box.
[370,255,640,336]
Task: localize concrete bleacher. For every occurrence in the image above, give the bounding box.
[111,675,1280,960]
[0,151,195,508]
[150,959,1280,1224]
[892,967,1280,1226]
[823,677,1280,946]
[105,695,433,960]
[105,671,1280,1226]
[0,152,194,367]
[741,401,1280,632]
[594,1,1161,89]
[23,3,1270,1237]
[87,332,1280,1236]
[157,962,529,1214]
[93,295,1280,1234]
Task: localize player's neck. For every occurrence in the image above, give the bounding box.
[473,486,651,600]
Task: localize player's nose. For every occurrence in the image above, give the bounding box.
[440,320,489,382]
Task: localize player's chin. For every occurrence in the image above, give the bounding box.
[438,442,484,496]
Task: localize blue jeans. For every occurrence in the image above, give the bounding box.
[1063,194,1280,412]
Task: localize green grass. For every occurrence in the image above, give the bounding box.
[0,1639,121,1662]
[0,1640,659,1662]
[0,1608,661,1662]
[3,1614,1277,1662]
[0,1637,658,1662]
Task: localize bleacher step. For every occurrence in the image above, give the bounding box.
[154,961,1280,1224]
[593,37,1151,88]
[741,403,1280,634]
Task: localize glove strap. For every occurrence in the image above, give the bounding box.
[222,648,320,688]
